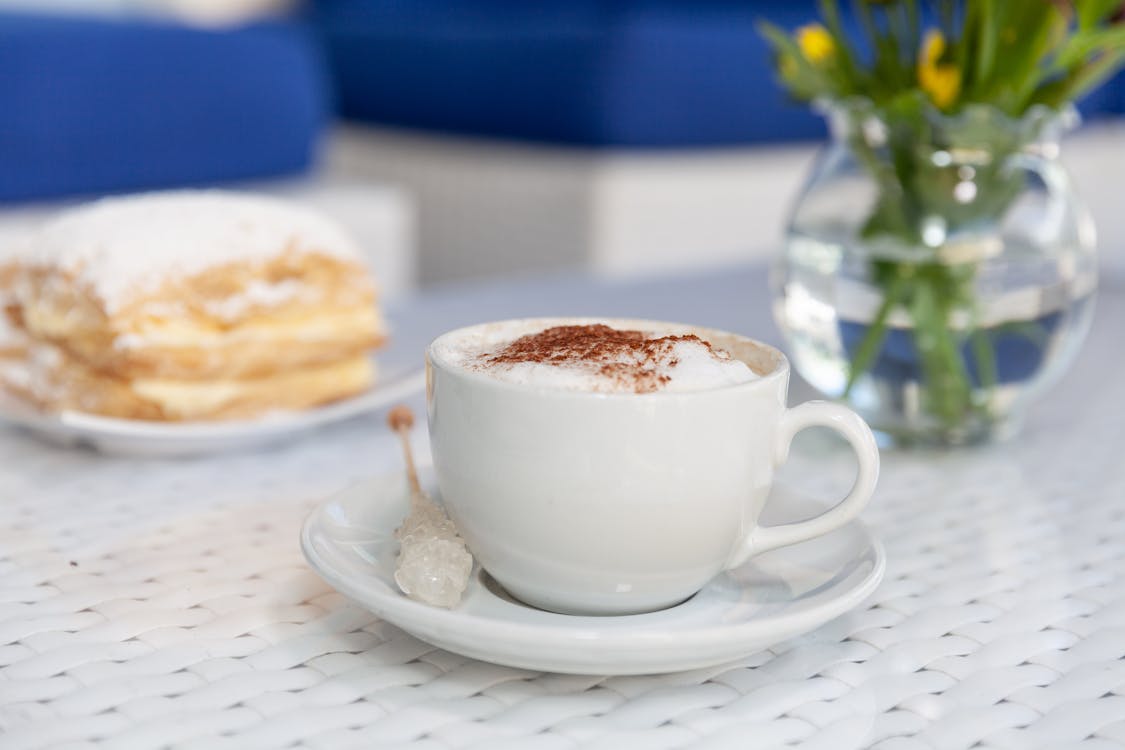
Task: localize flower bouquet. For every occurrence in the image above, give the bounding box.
[763,1,1125,445]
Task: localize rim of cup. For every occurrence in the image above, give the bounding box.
[426,317,790,399]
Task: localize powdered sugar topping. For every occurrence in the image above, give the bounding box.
[25,191,363,312]
[202,279,309,321]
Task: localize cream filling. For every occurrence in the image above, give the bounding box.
[21,300,383,350]
[21,301,100,341]
[131,379,247,416]
[115,307,385,350]
[130,356,375,417]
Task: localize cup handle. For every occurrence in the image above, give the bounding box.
[727,401,880,568]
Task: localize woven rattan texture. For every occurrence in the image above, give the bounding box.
[2,271,1123,749]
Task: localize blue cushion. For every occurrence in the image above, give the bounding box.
[309,0,1125,147]
[0,12,329,202]
[308,0,824,147]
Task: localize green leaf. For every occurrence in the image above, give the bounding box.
[852,0,907,98]
[973,0,1000,98]
[816,0,866,94]
[904,0,921,64]
[1053,27,1125,71]
[1000,4,1071,113]
[937,0,957,39]
[975,0,1065,109]
[1048,47,1125,104]
[758,20,799,54]
[1075,0,1124,29]
[757,21,838,100]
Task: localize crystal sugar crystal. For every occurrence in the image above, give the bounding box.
[393,490,473,608]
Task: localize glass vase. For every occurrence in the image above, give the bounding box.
[773,100,1097,447]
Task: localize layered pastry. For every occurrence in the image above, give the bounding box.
[0,254,28,360]
[2,191,386,420]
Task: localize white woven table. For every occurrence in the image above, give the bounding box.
[2,265,1123,749]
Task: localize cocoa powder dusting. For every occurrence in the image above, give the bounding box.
[484,324,715,393]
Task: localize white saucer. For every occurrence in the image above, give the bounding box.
[0,360,424,458]
[302,470,886,675]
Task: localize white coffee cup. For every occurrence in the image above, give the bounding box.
[426,318,879,615]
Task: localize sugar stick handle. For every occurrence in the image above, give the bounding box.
[387,405,423,498]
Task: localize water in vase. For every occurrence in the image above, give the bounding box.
[774,229,1096,445]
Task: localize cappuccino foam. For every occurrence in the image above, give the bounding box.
[437,323,758,393]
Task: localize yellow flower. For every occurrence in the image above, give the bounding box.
[796,24,835,65]
[918,29,961,109]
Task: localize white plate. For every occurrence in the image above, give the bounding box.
[302,470,886,675]
[0,359,424,457]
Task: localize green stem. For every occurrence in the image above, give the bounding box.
[974,0,1000,100]
[904,0,920,72]
[843,271,906,397]
[970,328,997,392]
[909,274,972,427]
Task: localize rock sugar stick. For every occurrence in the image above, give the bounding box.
[387,405,473,607]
